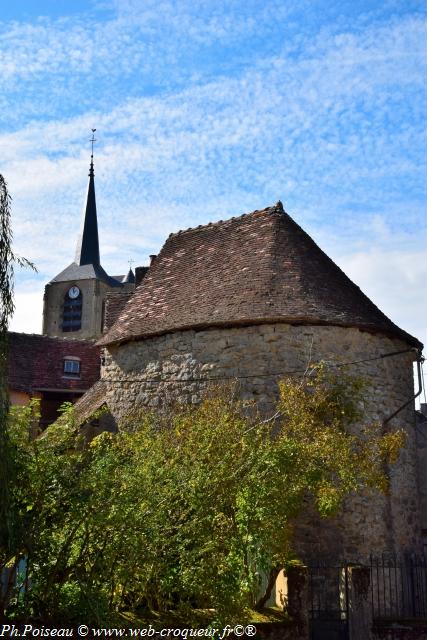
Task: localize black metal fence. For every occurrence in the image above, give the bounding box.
[370,554,427,620]
[307,556,427,640]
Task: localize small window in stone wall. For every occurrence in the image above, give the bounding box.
[63,358,81,377]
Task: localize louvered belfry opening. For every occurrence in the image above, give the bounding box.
[62,289,82,332]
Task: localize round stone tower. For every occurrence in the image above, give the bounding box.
[95,202,423,559]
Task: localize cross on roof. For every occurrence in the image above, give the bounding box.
[90,128,97,157]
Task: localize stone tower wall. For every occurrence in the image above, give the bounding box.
[43,279,113,339]
[102,323,421,559]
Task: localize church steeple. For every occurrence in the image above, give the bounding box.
[75,130,100,266]
[43,129,135,340]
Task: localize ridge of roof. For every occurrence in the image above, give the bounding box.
[168,202,283,238]
[98,203,422,349]
[8,331,97,344]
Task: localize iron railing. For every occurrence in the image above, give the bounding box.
[370,554,427,620]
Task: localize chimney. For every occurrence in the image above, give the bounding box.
[135,266,149,287]
[149,254,157,265]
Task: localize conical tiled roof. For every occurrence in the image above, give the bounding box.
[98,203,421,348]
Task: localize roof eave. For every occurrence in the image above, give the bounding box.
[98,317,423,351]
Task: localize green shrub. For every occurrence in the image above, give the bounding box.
[3,367,403,624]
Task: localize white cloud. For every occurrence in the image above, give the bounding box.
[337,248,427,349]
[0,1,301,86]
[2,5,426,350]
[9,290,44,334]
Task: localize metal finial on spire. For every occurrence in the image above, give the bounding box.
[89,128,97,177]
[128,258,134,270]
[90,128,97,156]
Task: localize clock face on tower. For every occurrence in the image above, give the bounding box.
[68,286,80,299]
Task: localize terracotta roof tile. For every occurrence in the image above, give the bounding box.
[72,381,107,425]
[98,203,421,348]
[104,291,135,332]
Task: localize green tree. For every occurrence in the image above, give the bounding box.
[0,175,36,618]
[0,174,15,552]
[5,368,403,625]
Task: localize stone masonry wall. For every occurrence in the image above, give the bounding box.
[102,323,421,559]
[43,278,113,339]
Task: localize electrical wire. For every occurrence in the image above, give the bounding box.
[97,347,419,385]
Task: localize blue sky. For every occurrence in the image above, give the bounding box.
[2,0,427,371]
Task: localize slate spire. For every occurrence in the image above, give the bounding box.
[75,134,100,266]
[122,268,135,284]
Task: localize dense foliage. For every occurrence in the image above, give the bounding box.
[3,368,404,624]
[0,174,15,566]
[0,175,35,620]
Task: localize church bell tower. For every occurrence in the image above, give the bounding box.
[42,132,134,340]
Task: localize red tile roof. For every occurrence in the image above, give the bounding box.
[72,380,107,424]
[99,203,421,349]
[104,290,135,332]
[8,332,100,393]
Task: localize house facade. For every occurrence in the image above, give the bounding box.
[8,331,100,429]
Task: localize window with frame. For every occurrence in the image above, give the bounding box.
[63,288,82,332]
[63,358,81,376]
